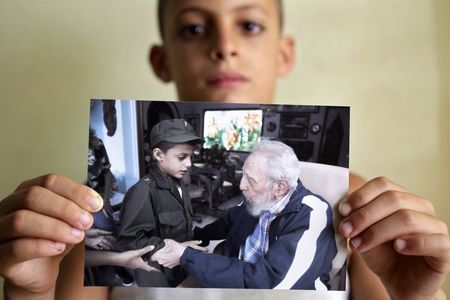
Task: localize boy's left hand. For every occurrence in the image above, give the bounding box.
[339,176,450,300]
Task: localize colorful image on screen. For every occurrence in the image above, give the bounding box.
[203,110,263,152]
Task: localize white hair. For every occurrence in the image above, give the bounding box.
[249,139,300,189]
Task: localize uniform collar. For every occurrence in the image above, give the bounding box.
[149,167,176,190]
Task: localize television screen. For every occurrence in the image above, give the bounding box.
[203,109,263,152]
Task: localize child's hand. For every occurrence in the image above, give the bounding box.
[85,228,115,251]
[0,174,103,299]
[117,245,159,272]
[339,176,450,300]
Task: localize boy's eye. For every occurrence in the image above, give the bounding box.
[178,155,190,161]
[180,24,206,39]
[240,21,263,34]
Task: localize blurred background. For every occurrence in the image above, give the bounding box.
[0,0,449,296]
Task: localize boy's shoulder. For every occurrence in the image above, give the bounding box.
[126,174,155,194]
[141,174,154,185]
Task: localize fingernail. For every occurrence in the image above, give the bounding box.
[340,221,353,237]
[339,202,352,217]
[351,237,362,249]
[53,242,66,252]
[80,211,92,227]
[395,239,407,250]
[88,192,103,212]
[71,228,83,239]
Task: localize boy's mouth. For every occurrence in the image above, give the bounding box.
[206,72,249,88]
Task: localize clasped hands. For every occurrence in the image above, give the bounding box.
[151,239,208,269]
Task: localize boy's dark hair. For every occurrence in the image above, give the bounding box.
[157,0,284,40]
[152,140,199,153]
[151,140,200,163]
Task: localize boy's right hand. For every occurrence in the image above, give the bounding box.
[0,174,103,299]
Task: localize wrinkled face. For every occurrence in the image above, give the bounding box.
[240,155,275,216]
[155,0,294,103]
[155,143,195,179]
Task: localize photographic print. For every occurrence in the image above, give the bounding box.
[84,99,349,294]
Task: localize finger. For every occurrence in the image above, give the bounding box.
[150,251,164,262]
[188,244,208,252]
[13,174,103,213]
[143,260,162,272]
[151,253,173,266]
[339,177,409,217]
[141,264,161,272]
[394,234,450,268]
[0,210,85,244]
[339,191,435,238]
[349,210,448,253]
[152,246,171,257]
[87,229,113,236]
[162,262,175,269]
[136,245,156,256]
[99,241,113,251]
[182,240,203,247]
[0,238,66,270]
[0,186,98,231]
[104,236,116,244]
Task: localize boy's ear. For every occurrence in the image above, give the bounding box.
[149,45,172,82]
[277,35,296,77]
[153,148,164,161]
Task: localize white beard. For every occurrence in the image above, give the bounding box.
[244,190,275,217]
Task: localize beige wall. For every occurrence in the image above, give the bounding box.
[0,0,449,297]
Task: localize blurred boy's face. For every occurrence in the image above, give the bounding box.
[151,0,295,103]
[154,144,194,179]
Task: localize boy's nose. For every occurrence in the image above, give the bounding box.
[209,28,238,61]
[185,158,192,168]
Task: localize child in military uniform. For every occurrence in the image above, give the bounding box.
[116,119,206,287]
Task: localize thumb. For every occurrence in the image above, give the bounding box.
[142,265,161,273]
[137,245,155,256]
[182,240,202,246]
[188,244,208,252]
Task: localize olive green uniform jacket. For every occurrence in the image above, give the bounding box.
[117,166,194,287]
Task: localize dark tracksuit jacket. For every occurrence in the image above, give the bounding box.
[182,180,337,290]
[116,167,194,287]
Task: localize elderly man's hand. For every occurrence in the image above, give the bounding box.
[180,240,208,252]
[151,239,186,269]
[151,239,207,269]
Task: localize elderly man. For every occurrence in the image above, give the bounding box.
[152,139,337,290]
